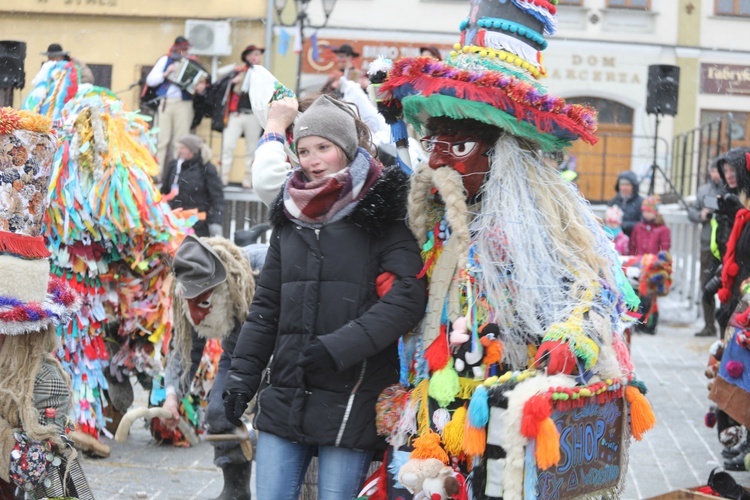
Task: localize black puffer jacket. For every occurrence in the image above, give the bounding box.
[160,156,224,237]
[608,171,644,236]
[225,166,427,450]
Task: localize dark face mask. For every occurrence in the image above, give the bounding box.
[424,133,493,200]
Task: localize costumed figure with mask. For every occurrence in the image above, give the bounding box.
[0,107,92,499]
[160,236,260,500]
[361,1,655,498]
[44,88,195,448]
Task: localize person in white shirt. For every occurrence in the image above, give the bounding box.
[146,36,205,179]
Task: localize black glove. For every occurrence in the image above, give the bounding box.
[223,392,250,427]
[717,193,743,218]
[298,339,336,374]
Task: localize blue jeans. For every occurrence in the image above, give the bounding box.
[255,431,373,500]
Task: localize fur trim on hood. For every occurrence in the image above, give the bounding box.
[268,166,409,236]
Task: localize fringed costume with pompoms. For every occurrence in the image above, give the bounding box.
[0,108,93,499]
[362,1,656,498]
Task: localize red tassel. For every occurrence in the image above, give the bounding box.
[425,325,451,372]
[521,395,552,438]
[0,232,50,259]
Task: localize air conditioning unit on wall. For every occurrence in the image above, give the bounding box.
[185,20,232,57]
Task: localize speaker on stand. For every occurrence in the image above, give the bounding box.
[645,64,683,204]
[0,40,26,107]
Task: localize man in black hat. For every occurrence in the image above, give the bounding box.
[37,42,94,85]
[321,43,364,95]
[218,44,265,188]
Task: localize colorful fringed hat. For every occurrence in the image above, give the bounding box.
[0,108,79,335]
[378,0,598,151]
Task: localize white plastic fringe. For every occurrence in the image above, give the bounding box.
[472,135,621,370]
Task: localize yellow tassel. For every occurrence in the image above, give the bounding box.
[535,417,561,470]
[411,430,449,464]
[462,424,486,457]
[625,385,656,440]
[442,406,466,456]
[411,379,431,436]
[457,377,482,399]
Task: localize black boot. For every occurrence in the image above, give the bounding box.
[212,462,251,500]
[724,451,749,471]
[722,440,750,459]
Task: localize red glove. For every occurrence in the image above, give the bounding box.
[376,272,396,297]
[535,340,577,375]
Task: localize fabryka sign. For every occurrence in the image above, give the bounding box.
[700,63,750,96]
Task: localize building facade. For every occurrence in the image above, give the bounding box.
[276,0,750,201]
[0,0,267,183]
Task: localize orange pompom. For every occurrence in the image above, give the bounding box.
[481,337,503,366]
[625,385,656,440]
[411,430,449,464]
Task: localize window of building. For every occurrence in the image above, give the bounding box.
[606,0,650,9]
[700,110,750,148]
[715,0,750,16]
[88,64,112,89]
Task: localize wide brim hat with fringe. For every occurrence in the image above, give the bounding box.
[378,0,598,151]
[0,108,79,335]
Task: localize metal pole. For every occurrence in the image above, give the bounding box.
[264,0,275,68]
[649,113,659,195]
[295,15,305,95]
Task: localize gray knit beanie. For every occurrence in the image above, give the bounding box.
[293,95,358,161]
[178,134,203,156]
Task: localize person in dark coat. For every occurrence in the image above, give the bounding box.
[160,134,225,237]
[223,95,427,500]
[608,170,644,236]
[688,159,724,337]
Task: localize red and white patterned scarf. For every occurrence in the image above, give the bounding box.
[283,148,382,227]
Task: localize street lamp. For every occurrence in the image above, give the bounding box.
[274,0,337,94]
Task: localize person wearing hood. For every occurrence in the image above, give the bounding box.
[160,134,225,237]
[608,171,644,236]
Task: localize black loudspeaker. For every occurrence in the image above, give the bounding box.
[0,41,26,89]
[646,64,680,116]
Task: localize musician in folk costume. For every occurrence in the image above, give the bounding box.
[162,236,261,500]
[215,45,266,188]
[146,36,207,178]
[0,109,92,499]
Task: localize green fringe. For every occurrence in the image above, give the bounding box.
[401,94,573,152]
[629,379,648,395]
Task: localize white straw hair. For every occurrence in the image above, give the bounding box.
[472,134,620,368]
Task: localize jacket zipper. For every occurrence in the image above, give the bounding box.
[314,228,320,240]
[335,360,367,447]
[254,363,272,428]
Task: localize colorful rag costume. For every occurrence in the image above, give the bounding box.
[365,1,655,498]
[0,107,92,499]
[44,87,193,439]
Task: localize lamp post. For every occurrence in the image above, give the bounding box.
[274,0,337,94]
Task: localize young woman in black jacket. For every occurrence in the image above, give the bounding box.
[223,95,427,499]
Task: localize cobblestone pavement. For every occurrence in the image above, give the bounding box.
[80,321,750,499]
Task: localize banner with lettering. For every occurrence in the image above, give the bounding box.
[525,397,626,500]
